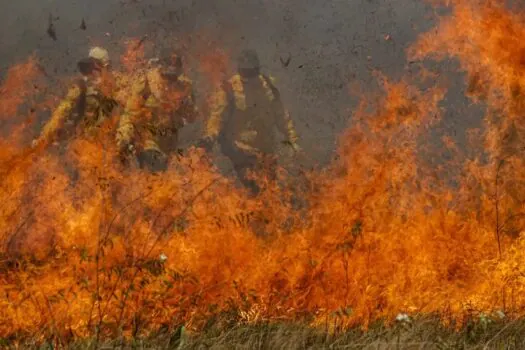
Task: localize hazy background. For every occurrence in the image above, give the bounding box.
[0,0,481,170]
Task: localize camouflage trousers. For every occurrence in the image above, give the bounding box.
[134,126,180,173]
[221,144,277,195]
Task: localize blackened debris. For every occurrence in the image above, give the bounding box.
[280,54,291,68]
[135,35,148,50]
[47,14,57,41]
[80,18,87,30]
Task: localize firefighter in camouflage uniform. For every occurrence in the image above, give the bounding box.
[33,47,119,147]
[199,49,300,194]
[116,50,198,172]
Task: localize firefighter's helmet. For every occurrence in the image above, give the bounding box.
[237,49,260,70]
[89,46,110,67]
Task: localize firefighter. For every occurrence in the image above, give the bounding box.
[32,46,119,147]
[116,49,198,172]
[199,49,301,194]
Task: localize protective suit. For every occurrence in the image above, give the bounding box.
[202,49,300,194]
[116,52,197,172]
[34,47,118,146]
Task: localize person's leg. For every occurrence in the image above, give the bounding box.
[232,157,260,195]
[138,149,168,173]
[260,154,278,183]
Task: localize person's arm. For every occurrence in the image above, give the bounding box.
[35,83,82,146]
[277,107,299,149]
[178,76,199,125]
[195,83,228,152]
[264,76,300,150]
[204,84,227,139]
[116,74,147,151]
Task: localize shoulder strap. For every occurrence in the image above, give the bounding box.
[74,78,88,120]
[260,74,281,99]
[217,78,236,139]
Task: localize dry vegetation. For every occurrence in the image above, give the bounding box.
[2,0,525,348]
[10,317,525,349]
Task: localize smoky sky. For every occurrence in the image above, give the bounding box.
[0,0,479,167]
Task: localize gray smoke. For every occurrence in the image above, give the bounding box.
[0,0,479,168]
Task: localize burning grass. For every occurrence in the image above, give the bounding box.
[1,0,525,347]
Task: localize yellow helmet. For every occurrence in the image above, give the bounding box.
[88,46,110,67]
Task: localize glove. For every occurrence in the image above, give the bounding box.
[32,137,52,149]
[118,140,135,162]
[282,140,302,153]
[118,138,134,153]
[290,142,302,153]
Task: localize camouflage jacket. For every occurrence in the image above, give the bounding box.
[38,77,118,144]
[116,68,197,154]
[204,73,298,155]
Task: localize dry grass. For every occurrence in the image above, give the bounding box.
[8,316,525,349]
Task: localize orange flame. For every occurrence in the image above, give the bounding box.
[2,4,525,344]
